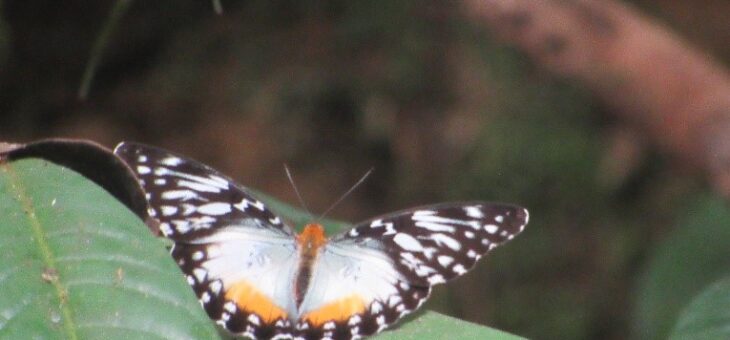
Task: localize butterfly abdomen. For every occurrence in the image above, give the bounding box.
[295,224,328,307]
[295,263,313,308]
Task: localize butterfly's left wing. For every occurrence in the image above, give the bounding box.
[295,202,528,339]
[114,142,295,241]
[114,142,299,340]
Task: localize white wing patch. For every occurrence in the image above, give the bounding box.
[196,202,232,215]
[464,206,484,218]
[392,233,423,251]
[187,226,300,318]
[424,233,461,251]
[160,156,183,166]
[234,198,266,212]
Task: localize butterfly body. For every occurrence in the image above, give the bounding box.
[294,224,326,307]
[114,142,529,340]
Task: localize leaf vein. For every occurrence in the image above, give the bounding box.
[55,254,169,274]
[1,164,79,340]
[64,280,202,318]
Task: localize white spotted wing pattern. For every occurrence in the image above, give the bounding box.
[114,142,529,340]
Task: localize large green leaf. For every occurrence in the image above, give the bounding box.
[0,159,219,339]
[670,276,730,340]
[377,311,525,340]
[633,194,730,340]
[1,157,524,340]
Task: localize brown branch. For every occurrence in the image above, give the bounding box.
[464,0,730,197]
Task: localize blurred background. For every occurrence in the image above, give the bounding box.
[1,1,729,339]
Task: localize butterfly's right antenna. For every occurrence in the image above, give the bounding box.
[318,167,373,221]
[284,164,314,221]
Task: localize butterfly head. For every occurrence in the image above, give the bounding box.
[297,223,327,252]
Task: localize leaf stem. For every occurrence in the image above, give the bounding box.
[212,0,223,15]
[78,0,133,100]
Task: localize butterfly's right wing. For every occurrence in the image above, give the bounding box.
[294,202,528,340]
[114,142,299,339]
[333,202,528,286]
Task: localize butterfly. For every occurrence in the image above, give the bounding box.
[114,142,529,340]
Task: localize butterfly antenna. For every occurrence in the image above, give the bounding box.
[318,167,373,221]
[284,164,314,221]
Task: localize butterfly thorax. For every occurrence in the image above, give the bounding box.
[297,223,328,251]
[294,223,328,308]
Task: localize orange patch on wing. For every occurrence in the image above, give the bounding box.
[302,295,367,326]
[225,280,288,323]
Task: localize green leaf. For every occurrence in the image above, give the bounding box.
[376,311,525,340]
[633,194,730,340]
[670,276,730,340]
[0,159,219,339]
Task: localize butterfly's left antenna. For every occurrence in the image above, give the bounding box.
[284,164,314,221]
[318,167,373,221]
